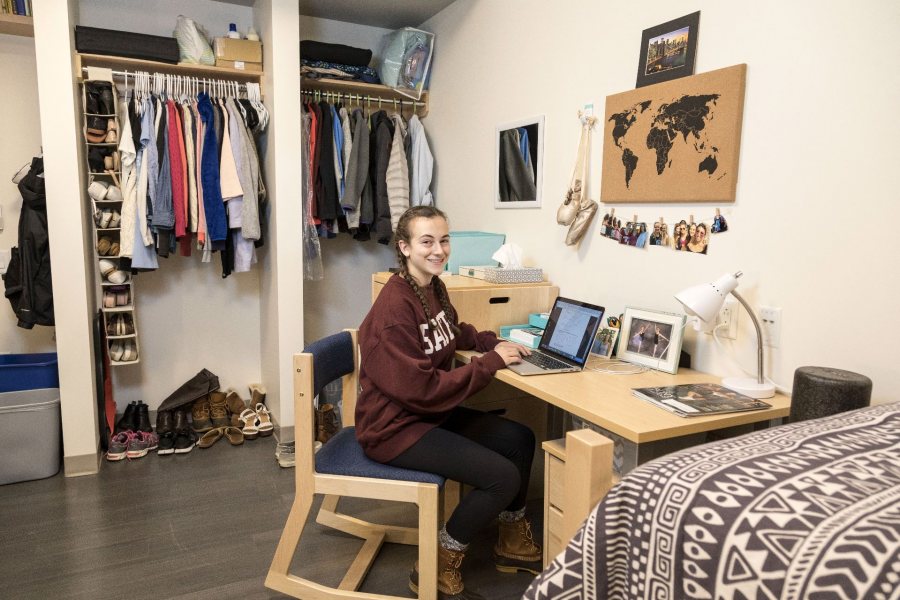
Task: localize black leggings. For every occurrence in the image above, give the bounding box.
[388,406,535,544]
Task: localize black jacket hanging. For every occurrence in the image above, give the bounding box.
[3,156,54,329]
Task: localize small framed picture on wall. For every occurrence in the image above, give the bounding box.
[635,11,700,88]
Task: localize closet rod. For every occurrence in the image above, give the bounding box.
[80,67,254,91]
[300,88,426,109]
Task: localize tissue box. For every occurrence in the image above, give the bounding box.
[446,232,505,273]
[483,267,544,284]
[214,38,263,63]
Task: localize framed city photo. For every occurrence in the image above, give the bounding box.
[636,11,700,88]
[618,307,686,374]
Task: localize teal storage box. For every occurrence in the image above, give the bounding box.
[0,353,59,393]
[529,312,550,329]
[446,232,505,273]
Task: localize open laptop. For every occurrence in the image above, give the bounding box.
[507,297,605,376]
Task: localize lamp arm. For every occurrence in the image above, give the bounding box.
[730,290,764,384]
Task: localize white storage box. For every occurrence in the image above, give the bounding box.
[0,388,61,485]
[458,265,492,280]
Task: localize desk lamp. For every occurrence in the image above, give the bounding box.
[674,271,776,399]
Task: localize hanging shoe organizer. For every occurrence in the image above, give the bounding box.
[83,78,140,366]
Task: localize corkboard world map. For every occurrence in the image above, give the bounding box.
[601,64,746,203]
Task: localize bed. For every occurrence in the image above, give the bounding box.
[524,402,900,600]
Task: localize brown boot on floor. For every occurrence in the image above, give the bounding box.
[409,545,485,600]
[249,383,266,407]
[315,403,340,444]
[493,517,542,575]
[190,396,213,433]
[209,391,229,428]
[224,389,246,427]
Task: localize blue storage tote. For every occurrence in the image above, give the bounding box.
[0,387,61,484]
[446,231,505,274]
[0,353,59,393]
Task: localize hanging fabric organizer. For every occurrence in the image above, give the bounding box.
[80,63,269,366]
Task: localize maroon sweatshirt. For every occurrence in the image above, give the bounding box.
[356,274,505,463]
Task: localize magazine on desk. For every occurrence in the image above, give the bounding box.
[631,382,772,417]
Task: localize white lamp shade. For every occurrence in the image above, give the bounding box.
[675,272,740,323]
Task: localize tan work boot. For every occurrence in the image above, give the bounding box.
[315,403,340,444]
[493,517,542,575]
[409,545,485,600]
[224,389,247,427]
[190,397,213,433]
[208,391,229,428]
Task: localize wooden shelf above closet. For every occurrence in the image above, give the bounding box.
[0,13,34,37]
[76,53,264,83]
[301,77,428,117]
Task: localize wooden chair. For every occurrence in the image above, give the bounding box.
[266,329,444,600]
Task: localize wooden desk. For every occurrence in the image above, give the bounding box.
[456,351,791,473]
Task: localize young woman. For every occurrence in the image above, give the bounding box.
[356,206,540,599]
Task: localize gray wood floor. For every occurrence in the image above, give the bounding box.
[0,436,541,599]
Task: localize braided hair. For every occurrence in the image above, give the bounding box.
[394,206,461,336]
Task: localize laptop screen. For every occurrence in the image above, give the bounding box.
[539,297,605,365]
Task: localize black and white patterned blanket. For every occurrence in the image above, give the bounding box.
[524,402,900,600]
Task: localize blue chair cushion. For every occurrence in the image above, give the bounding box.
[316,427,446,487]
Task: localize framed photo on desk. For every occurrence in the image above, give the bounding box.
[618,307,685,374]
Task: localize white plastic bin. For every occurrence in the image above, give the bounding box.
[0,388,61,485]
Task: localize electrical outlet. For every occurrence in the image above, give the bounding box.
[719,298,739,339]
[759,306,782,348]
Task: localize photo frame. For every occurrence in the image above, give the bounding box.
[636,11,700,88]
[591,327,620,359]
[495,115,544,209]
[617,307,686,374]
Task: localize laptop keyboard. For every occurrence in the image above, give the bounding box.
[522,352,571,370]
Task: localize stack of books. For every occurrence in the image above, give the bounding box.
[1,0,33,16]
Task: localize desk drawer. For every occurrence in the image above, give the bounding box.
[547,454,565,511]
[547,505,565,561]
[449,287,558,334]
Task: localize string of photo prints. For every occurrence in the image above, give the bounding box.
[598,207,728,255]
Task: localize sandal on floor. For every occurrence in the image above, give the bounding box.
[239,408,259,440]
[255,403,274,437]
[223,426,244,445]
[198,427,224,449]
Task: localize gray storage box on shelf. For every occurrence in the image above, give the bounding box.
[0,388,62,484]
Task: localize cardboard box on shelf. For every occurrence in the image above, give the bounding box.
[214,37,262,63]
[215,59,263,72]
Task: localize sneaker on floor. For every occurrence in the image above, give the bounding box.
[156,410,175,456]
[126,431,154,459]
[173,409,197,454]
[106,431,132,461]
[276,441,295,468]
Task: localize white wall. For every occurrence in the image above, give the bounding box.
[77,0,264,411]
[0,33,54,354]
[423,0,900,404]
[299,16,397,343]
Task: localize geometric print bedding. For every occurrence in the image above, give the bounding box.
[523,402,900,600]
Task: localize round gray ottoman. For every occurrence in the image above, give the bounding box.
[790,366,872,423]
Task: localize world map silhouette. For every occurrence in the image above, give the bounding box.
[608,94,721,188]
